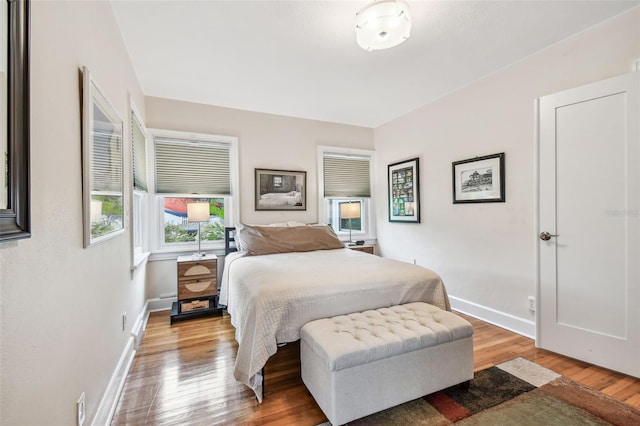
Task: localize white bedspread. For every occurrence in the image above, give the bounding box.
[220,248,450,401]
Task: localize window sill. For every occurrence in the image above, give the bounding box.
[131,251,150,273]
[149,248,227,262]
[339,236,377,244]
[344,238,377,244]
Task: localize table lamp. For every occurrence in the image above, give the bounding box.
[340,202,361,246]
[187,202,210,257]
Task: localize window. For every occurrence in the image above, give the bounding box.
[273,175,282,188]
[130,104,148,262]
[150,129,238,254]
[162,197,224,245]
[82,68,124,247]
[318,146,375,241]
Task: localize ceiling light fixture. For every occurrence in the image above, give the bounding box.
[355,0,411,51]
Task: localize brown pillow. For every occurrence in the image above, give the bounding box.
[235,223,344,255]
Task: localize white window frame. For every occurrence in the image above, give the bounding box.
[317,145,376,242]
[149,128,239,258]
[132,190,147,251]
[129,99,150,270]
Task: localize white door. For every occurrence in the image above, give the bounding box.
[537,72,640,378]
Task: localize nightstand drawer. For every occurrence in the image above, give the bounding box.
[178,260,216,280]
[348,245,375,254]
[178,278,216,300]
[180,297,214,313]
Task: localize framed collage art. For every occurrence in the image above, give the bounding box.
[388,158,420,223]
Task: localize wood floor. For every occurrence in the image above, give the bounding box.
[111,310,640,425]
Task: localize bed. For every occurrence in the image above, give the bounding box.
[258,191,302,207]
[220,224,451,401]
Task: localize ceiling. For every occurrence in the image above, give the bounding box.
[111,1,639,128]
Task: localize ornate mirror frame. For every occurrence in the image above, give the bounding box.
[0,0,30,241]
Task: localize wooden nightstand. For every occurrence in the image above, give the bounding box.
[347,244,375,254]
[170,254,222,324]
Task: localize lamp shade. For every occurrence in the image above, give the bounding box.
[187,202,210,223]
[340,202,361,219]
[355,0,411,51]
[90,200,103,223]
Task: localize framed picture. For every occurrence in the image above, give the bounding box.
[452,153,505,204]
[388,158,420,223]
[0,0,30,241]
[82,66,125,247]
[255,168,306,211]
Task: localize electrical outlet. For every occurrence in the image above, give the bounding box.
[122,312,127,331]
[77,392,86,426]
[528,296,536,312]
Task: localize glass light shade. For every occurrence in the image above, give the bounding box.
[187,202,210,223]
[355,0,411,51]
[340,202,361,219]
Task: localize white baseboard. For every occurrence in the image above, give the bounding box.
[449,296,536,339]
[147,296,175,312]
[91,336,136,426]
[91,297,174,425]
[131,305,145,350]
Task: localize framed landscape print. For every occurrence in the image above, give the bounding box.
[452,153,505,204]
[388,158,420,223]
[255,168,306,211]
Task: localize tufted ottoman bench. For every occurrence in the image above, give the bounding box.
[300,302,473,425]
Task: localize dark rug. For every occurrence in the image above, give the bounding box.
[318,357,640,425]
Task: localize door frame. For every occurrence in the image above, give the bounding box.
[533,72,640,376]
[533,97,541,347]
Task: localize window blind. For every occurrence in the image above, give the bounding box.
[154,137,231,195]
[131,116,148,192]
[91,107,123,193]
[323,154,371,197]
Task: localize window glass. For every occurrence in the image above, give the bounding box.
[327,199,366,235]
[132,114,147,191]
[338,201,362,231]
[162,197,225,245]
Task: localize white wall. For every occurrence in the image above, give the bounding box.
[145,97,373,299]
[375,7,640,334]
[0,2,146,424]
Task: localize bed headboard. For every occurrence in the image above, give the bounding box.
[225,227,238,255]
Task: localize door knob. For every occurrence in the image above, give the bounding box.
[539,231,559,241]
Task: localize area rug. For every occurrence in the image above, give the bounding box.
[317,357,640,425]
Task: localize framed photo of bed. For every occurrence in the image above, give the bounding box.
[388,158,420,223]
[452,153,505,204]
[255,168,306,211]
